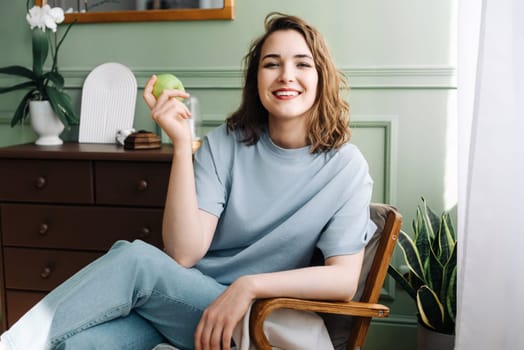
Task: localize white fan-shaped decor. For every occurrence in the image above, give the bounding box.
[79,62,137,143]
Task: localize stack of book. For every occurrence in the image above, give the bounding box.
[124,131,161,150]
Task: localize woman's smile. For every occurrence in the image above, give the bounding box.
[273,88,302,99]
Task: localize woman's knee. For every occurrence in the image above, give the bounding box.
[110,240,158,257]
[109,240,175,270]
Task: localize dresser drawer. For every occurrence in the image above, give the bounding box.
[0,159,93,204]
[1,204,163,250]
[3,248,102,292]
[5,290,46,328]
[95,161,169,207]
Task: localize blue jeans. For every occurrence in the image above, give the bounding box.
[0,240,227,350]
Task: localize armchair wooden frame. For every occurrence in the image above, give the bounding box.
[249,205,402,350]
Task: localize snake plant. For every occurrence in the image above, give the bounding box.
[388,197,457,335]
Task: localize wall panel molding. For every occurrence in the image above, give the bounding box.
[352,115,398,300]
[343,66,456,89]
[373,314,417,326]
[352,115,398,206]
[0,65,456,92]
[198,117,398,301]
[131,65,457,89]
[0,65,455,126]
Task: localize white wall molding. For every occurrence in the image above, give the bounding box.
[373,314,417,326]
[133,65,457,89]
[352,115,399,206]
[199,116,401,300]
[205,116,400,301]
[342,66,457,89]
[352,115,399,300]
[0,65,455,91]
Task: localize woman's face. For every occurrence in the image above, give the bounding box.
[257,29,318,126]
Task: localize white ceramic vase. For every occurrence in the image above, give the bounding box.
[29,100,64,146]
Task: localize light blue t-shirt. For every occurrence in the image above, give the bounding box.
[193,124,375,285]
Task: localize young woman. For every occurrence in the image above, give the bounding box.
[0,12,374,350]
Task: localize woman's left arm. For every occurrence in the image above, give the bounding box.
[249,250,365,300]
[194,251,364,350]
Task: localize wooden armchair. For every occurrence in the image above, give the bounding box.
[249,203,402,350]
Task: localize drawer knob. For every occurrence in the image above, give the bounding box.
[39,223,49,235]
[40,266,53,279]
[136,179,149,191]
[139,227,151,238]
[34,176,47,189]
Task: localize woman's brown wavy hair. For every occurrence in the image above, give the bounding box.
[226,12,351,153]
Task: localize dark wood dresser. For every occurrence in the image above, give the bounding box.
[0,143,174,330]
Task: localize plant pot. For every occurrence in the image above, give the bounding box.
[417,324,455,350]
[30,100,64,146]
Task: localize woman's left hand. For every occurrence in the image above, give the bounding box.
[194,276,254,350]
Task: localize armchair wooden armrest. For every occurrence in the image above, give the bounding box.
[250,298,389,349]
[251,297,389,320]
[249,204,402,350]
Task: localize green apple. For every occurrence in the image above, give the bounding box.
[153,73,185,99]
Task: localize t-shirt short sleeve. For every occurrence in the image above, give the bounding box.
[193,126,232,217]
[316,150,376,258]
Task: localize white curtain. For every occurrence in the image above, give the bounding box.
[456,0,524,349]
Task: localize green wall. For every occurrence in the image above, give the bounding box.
[0,1,457,348]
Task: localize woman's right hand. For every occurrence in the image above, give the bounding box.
[143,75,192,146]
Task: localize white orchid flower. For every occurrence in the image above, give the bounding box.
[26,5,65,33]
[26,6,45,31]
[49,6,65,24]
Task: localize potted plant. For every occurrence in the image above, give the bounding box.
[388,197,457,350]
[0,1,78,145]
